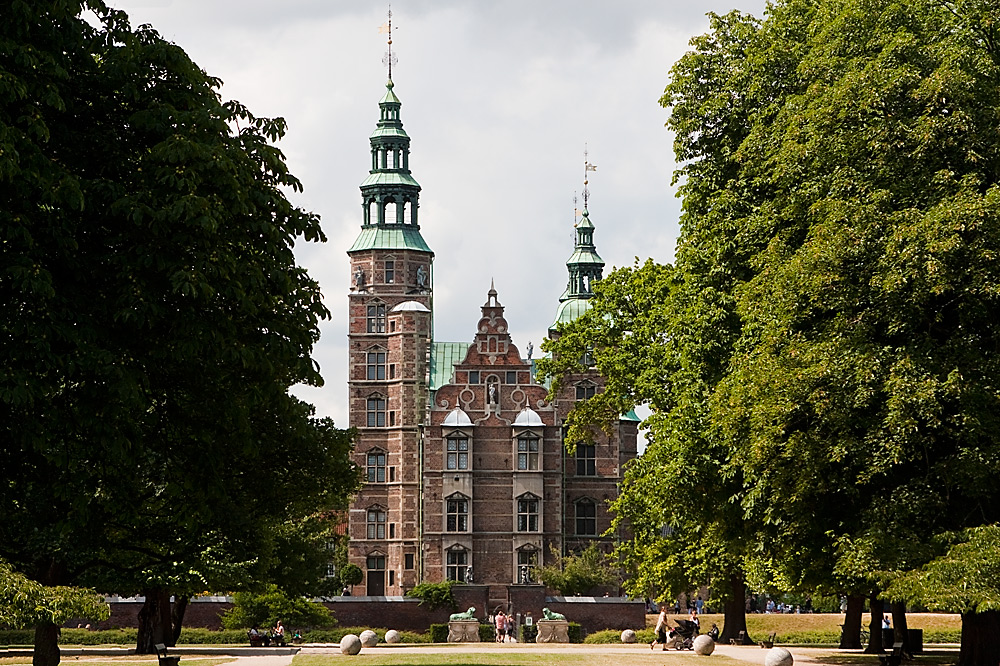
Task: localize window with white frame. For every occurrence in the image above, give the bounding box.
[366,449,386,483]
[367,395,386,427]
[367,349,387,380]
[516,433,540,470]
[446,495,469,532]
[366,507,387,539]
[366,303,386,333]
[446,548,468,582]
[446,433,469,470]
[517,494,539,532]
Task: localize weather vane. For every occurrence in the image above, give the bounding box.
[379,5,397,80]
[583,144,597,210]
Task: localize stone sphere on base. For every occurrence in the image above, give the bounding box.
[359,630,378,647]
[620,629,637,643]
[340,634,362,655]
[384,629,401,644]
[693,635,715,655]
[765,647,794,666]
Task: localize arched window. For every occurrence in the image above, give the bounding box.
[516,432,540,470]
[516,493,539,532]
[575,498,597,536]
[367,302,386,333]
[366,449,386,483]
[366,507,387,539]
[446,433,469,470]
[446,547,468,582]
[446,494,469,532]
[367,395,386,427]
[367,348,387,380]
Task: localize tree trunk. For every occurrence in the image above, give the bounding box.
[958,610,1000,666]
[32,623,60,666]
[718,574,752,644]
[839,594,865,649]
[864,593,884,654]
[170,596,189,647]
[136,588,172,654]
[890,601,909,654]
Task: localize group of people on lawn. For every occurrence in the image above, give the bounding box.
[248,620,286,647]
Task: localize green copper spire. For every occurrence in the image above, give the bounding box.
[550,154,604,329]
[349,79,432,254]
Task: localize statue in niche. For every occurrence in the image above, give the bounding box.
[416,265,427,289]
[353,267,366,290]
[487,382,497,404]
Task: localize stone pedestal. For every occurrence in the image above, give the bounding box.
[447,620,481,642]
[535,620,569,643]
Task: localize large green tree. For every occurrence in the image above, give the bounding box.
[1,2,359,664]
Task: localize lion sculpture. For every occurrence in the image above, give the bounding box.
[449,607,477,621]
[542,608,566,621]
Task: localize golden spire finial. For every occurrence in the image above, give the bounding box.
[379,5,397,80]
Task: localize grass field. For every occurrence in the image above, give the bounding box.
[0,660,234,666]
[292,652,735,666]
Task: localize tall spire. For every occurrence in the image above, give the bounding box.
[549,149,605,330]
[348,9,432,255]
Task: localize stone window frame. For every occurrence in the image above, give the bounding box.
[366,506,387,540]
[575,380,597,401]
[366,448,387,483]
[384,257,396,284]
[445,546,469,582]
[516,546,538,583]
[366,346,387,381]
[574,497,597,536]
[446,430,471,470]
[445,493,469,532]
[366,393,387,427]
[515,430,541,471]
[516,492,540,532]
[366,300,386,334]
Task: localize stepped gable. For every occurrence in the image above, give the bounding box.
[432,284,549,421]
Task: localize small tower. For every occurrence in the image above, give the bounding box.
[346,64,434,594]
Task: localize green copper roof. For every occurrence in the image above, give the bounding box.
[380,82,401,105]
[360,171,421,188]
[430,342,470,391]
[566,248,604,265]
[348,225,434,253]
[550,298,592,328]
[576,210,595,229]
[622,409,641,422]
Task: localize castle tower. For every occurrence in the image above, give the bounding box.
[346,78,434,595]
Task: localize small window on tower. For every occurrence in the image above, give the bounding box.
[506,371,517,384]
[405,553,414,570]
[468,371,480,384]
[384,260,395,283]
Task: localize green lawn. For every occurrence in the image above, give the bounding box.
[292,653,736,666]
[0,660,233,666]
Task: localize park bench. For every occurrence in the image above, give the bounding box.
[729,630,745,645]
[759,632,776,649]
[879,641,906,666]
[154,644,180,666]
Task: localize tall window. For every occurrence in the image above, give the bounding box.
[367,507,386,539]
[367,395,386,427]
[367,349,387,380]
[517,494,539,532]
[517,549,538,583]
[575,499,597,536]
[366,303,386,333]
[447,434,469,470]
[575,382,596,400]
[446,549,468,582]
[366,449,386,482]
[576,444,596,476]
[384,260,395,283]
[517,433,539,470]
[446,495,469,532]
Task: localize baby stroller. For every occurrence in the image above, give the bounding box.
[671,620,698,650]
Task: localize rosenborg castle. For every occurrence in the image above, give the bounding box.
[344,76,639,611]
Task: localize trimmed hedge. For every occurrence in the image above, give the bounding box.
[300,627,429,644]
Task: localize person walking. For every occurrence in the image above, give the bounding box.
[650,604,669,651]
[495,610,506,643]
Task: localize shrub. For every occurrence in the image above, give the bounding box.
[176,629,252,644]
[478,624,495,642]
[221,584,335,629]
[301,627,429,644]
[59,629,137,645]
[428,624,449,643]
[405,581,456,611]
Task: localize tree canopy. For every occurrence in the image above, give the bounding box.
[1,1,359,661]
[540,0,1000,658]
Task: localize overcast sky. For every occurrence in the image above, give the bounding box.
[106,0,769,429]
